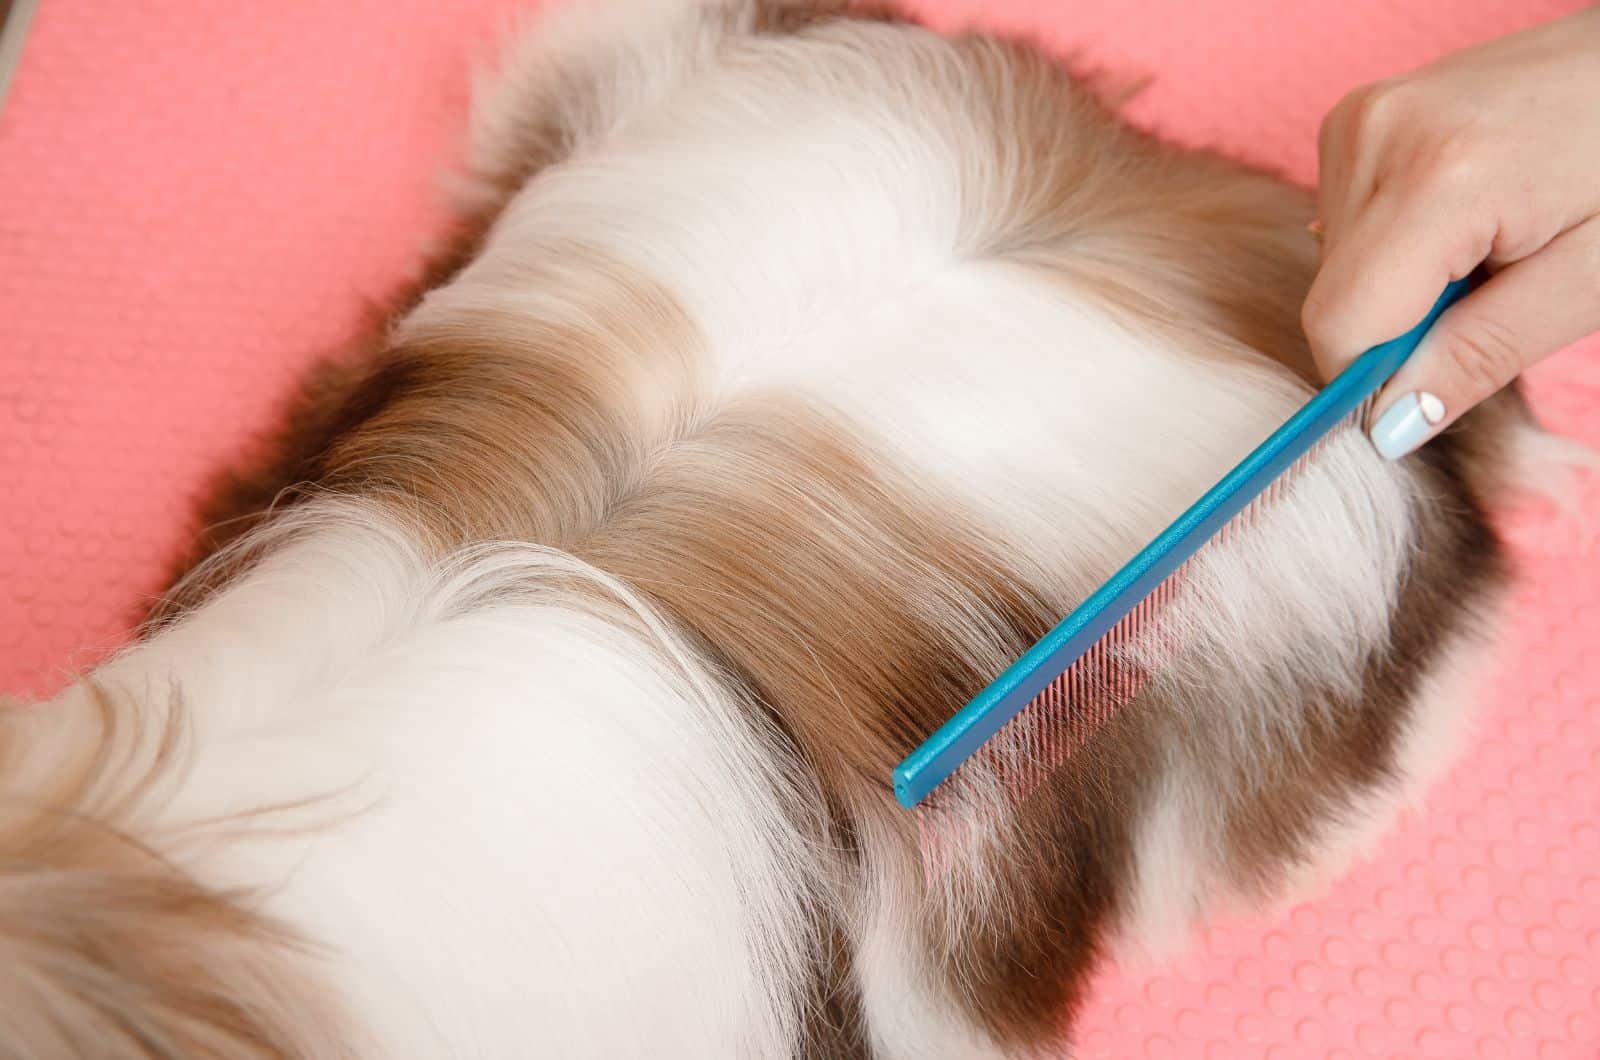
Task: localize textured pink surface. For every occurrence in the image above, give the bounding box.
[2,1,1597,1056]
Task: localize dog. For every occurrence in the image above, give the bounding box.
[1,1,1530,1056]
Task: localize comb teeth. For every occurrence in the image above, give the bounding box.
[913,396,1377,875]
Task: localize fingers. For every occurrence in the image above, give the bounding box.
[1368,214,1600,459]
[1302,176,1495,381]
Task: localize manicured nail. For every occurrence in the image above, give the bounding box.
[1369,392,1445,460]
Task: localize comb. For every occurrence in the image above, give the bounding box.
[893,278,1472,839]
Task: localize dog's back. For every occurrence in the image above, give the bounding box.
[3,3,1520,1057]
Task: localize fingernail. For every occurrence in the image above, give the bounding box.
[1369,392,1446,460]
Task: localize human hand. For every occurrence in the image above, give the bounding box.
[1302,8,1600,459]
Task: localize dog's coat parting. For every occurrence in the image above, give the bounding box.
[4,2,1522,1057]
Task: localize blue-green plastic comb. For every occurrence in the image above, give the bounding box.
[893,278,1471,811]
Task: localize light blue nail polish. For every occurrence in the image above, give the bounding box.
[1369,392,1445,460]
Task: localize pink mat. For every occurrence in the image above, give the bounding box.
[3,1,1596,1056]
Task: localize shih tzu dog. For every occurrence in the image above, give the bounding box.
[2,1,1536,1056]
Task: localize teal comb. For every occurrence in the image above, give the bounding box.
[894,278,1471,814]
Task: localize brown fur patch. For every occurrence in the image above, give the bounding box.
[906,32,1326,386]
[748,0,906,34]
[315,256,703,549]
[1213,423,1504,899]
[580,395,1056,800]
[156,226,494,615]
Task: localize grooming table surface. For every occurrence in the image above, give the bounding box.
[2,2,1596,1056]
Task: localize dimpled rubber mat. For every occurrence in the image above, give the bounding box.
[2,1,1597,1056]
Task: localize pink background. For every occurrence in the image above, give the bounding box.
[2,1,1597,1056]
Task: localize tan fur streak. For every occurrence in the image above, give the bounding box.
[0,687,353,1060]
[926,33,1325,385]
[581,394,1056,799]
[158,211,509,611]
[321,253,703,548]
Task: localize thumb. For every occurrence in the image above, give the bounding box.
[1368,215,1600,460]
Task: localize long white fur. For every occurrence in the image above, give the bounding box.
[67,503,826,1058]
